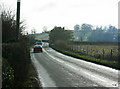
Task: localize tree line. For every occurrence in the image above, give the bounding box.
[49,24,119,46]
[74,24,119,42]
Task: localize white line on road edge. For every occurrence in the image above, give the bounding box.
[43,49,118,87]
[51,48,118,74]
[31,53,57,88]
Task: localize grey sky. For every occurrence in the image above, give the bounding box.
[1,0,119,33]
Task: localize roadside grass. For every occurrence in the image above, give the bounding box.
[69,44,118,61]
[53,47,119,70]
[23,62,42,88]
[25,45,43,88]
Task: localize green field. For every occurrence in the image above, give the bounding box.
[68,44,118,61]
[51,42,119,69]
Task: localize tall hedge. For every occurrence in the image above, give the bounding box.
[1,4,32,88]
[2,40,31,87]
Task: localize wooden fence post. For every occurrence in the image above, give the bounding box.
[96,49,98,58]
[103,49,105,58]
[87,46,88,55]
[110,49,113,59]
[77,45,79,52]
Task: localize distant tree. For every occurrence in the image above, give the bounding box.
[107,25,117,33]
[96,26,103,31]
[118,29,120,42]
[74,24,80,30]
[102,26,107,31]
[81,23,93,31]
[73,24,118,42]
[43,26,48,33]
[49,26,73,48]
[106,25,118,42]
[31,28,36,34]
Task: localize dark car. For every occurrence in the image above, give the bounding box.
[33,44,43,53]
[36,40,43,45]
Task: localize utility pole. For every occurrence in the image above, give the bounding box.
[16,0,21,41]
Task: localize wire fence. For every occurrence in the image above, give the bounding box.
[67,44,118,61]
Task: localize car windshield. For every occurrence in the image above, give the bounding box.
[34,45,42,47]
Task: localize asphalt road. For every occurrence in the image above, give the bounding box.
[31,45,119,88]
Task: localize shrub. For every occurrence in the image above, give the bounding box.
[2,42,31,87]
[2,58,14,88]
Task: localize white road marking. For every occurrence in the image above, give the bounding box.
[52,48,118,74]
[43,48,118,87]
[31,54,57,87]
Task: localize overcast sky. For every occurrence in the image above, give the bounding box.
[1,0,119,33]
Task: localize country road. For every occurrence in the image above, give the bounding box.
[30,44,119,88]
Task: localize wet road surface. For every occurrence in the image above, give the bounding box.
[31,47,119,88]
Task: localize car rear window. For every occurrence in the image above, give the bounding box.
[34,45,42,47]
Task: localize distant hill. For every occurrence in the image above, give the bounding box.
[35,32,49,40]
[28,32,49,41]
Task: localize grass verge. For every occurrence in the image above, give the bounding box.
[23,62,43,88]
[52,47,119,70]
